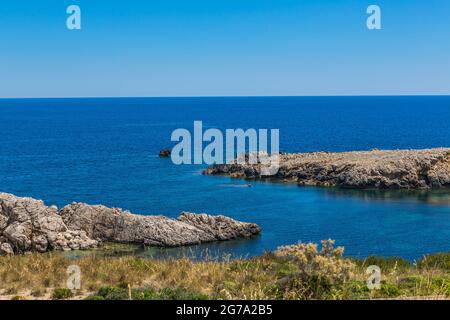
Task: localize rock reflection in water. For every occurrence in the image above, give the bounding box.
[321,188,450,206]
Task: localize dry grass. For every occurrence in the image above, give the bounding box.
[0,252,278,300]
[0,241,448,300]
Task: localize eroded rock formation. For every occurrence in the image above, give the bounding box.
[0,193,260,255]
[0,193,97,254]
[204,148,450,189]
[60,203,260,247]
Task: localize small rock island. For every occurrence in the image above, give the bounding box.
[0,193,260,255]
[204,148,450,189]
[159,149,171,157]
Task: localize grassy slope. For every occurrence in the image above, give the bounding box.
[0,242,448,300]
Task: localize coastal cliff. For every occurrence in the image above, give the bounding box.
[0,193,260,255]
[204,148,450,189]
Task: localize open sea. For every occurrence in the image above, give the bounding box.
[1,96,450,260]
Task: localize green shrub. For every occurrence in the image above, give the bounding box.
[417,253,450,271]
[158,287,208,300]
[329,281,370,300]
[379,283,400,298]
[97,286,129,300]
[274,261,299,278]
[52,288,73,300]
[132,288,159,300]
[431,277,450,295]
[274,240,356,299]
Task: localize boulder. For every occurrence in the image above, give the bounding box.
[0,193,98,254]
[0,242,14,255]
[178,212,260,240]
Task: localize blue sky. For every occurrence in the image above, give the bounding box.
[0,0,449,97]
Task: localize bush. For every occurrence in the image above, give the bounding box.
[417,253,450,271]
[97,286,129,300]
[132,288,159,300]
[158,288,209,300]
[274,240,355,299]
[431,277,450,295]
[52,288,73,300]
[329,281,370,300]
[379,283,400,298]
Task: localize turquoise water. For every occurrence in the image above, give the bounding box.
[1,96,449,260]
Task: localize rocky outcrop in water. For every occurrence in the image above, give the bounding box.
[0,193,260,255]
[159,149,171,157]
[204,148,450,189]
[60,203,260,247]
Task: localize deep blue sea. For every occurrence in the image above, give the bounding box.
[1,96,450,261]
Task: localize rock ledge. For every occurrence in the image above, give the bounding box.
[0,193,260,255]
[204,148,450,189]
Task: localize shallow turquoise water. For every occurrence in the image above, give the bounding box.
[1,96,449,260]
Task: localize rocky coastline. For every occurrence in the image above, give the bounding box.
[204,148,450,189]
[0,193,260,255]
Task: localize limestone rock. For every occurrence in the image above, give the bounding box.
[204,148,450,189]
[0,193,99,254]
[0,242,14,255]
[60,203,260,247]
[178,212,261,240]
[0,192,260,255]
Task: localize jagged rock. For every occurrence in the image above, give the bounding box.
[0,242,14,255]
[0,193,99,254]
[178,212,260,240]
[0,192,260,255]
[60,203,260,247]
[204,148,450,189]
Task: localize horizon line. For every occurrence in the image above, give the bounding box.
[1,94,450,100]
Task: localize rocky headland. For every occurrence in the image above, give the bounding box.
[0,192,260,255]
[204,148,450,189]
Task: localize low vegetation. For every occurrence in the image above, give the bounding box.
[0,240,448,300]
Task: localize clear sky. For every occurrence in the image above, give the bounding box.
[1,0,449,98]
